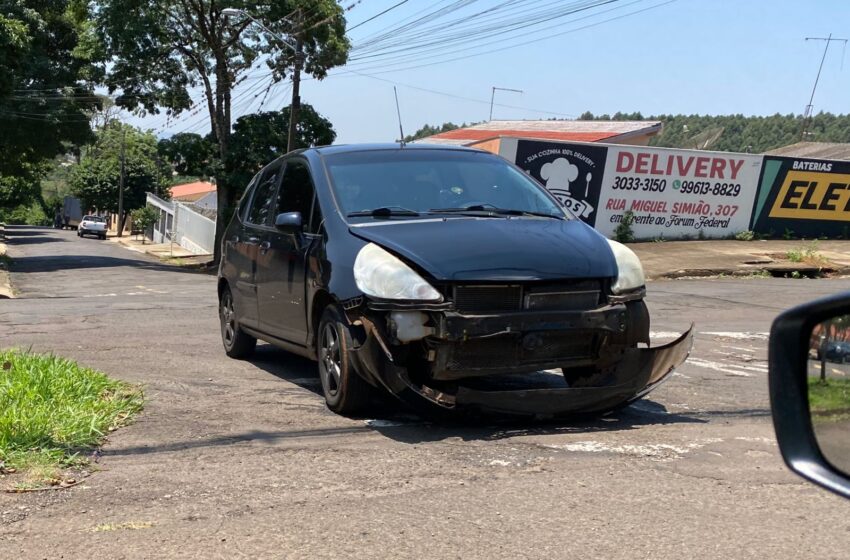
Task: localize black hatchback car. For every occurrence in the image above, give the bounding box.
[218,144,692,416]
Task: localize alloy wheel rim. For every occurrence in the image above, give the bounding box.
[320,323,342,395]
[221,293,235,347]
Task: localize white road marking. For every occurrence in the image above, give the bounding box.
[650,331,684,339]
[686,357,756,377]
[703,332,769,340]
[545,438,723,461]
[489,459,511,467]
[723,345,758,353]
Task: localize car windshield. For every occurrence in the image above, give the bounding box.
[323,149,566,219]
[83,216,104,222]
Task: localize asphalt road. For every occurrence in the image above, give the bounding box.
[2,225,850,559]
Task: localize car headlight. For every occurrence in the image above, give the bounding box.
[605,239,645,294]
[353,243,442,302]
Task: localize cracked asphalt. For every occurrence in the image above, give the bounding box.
[2,225,850,559]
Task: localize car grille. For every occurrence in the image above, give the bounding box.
[445,332,597,371]
[451,281,603,314]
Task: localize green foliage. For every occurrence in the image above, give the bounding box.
[0,349,143,474]
[786,241,822,264]
[404,122,468,142]
[614,210,635,243]
[809,377,850,418]
[130,205,158,242]
[93,0,350,262]
[0,0,100,210]
[783,228,795,240]
[158,133,215,177]
[735,230,755,241]
[578,111,850,153]
[224,105,336,197]
[0,202,49,226]
[70,123,170,213]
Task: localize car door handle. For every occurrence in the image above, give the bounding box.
[245,236,260,245]
[259,241,271,253]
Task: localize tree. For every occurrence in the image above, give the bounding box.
[93,0,350,263]
[130,205,159,243]
[225,105,335,194]
[70,124,170,215]
[158,133,216,177]
[0,0,101,211]
[404,122,465,143]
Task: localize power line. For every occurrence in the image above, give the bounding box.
[347,0,410,32]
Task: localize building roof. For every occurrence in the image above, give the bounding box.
[418,120,663,145]
[765,142,850,161]
[170,180,216,200]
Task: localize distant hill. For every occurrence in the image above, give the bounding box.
[578,111,850,154]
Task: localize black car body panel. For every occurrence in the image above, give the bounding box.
[218,143,692,416]
[348,217,617,282]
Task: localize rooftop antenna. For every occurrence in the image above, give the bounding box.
[489,86,523,121]
[801,33,847,140]
[393,86,405,146]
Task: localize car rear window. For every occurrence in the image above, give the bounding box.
[83,216,105,222]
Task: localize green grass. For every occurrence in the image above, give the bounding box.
[786,241,824,264]
[0,349,143,481]
[809,377,850,419]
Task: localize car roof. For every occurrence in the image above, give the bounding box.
[309,143,487,157]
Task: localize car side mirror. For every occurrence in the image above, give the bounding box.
[274,212,302,232]
[769,291,850,499]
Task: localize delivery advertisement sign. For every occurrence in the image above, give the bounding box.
[752,157,850,237]
[511,139,608,227]
[594,146,763,239]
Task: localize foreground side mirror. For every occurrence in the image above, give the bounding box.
[769,291,850,499]
[274,211,302,232]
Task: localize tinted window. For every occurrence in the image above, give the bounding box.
[324,150,564,218]
[276,160,318,232]
[247,166,281,226]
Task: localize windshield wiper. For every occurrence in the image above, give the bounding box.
[347,206,421,218]
[429,205,564,220]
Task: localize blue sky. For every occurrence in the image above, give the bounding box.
[129,0,850,143]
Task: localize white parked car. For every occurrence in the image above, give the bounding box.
[78,215,107,240]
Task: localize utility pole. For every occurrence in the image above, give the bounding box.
[287,13,304,154]
[221,8,303,153]
[489,86,523,121]
[800,34,847,140]
[117,126,126,237]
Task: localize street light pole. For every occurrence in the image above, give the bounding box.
[222,7,301,152]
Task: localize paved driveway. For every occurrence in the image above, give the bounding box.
[2,225,850,559]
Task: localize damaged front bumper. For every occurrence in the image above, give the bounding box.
[348,302,694,416]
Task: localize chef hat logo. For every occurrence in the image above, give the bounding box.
[540,157,579,194]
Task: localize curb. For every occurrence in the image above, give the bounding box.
[656,264,850,280]
[0,224,12,299]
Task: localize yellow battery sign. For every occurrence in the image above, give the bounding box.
[769,171,850,221]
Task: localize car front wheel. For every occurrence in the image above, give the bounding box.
[219,286,256,359]
[317,306,372,415]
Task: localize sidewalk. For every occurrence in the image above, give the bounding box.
[108,234,214,269]
[629,239,850,279]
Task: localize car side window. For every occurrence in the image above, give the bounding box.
[276,160,320,233]
[246,165,281,226]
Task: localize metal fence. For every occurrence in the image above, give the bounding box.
[145,192,215,255]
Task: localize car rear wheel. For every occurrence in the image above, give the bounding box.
[219,286,256,359]
[317,305,371,415]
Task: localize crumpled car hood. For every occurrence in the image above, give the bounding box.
[349,217,617,282]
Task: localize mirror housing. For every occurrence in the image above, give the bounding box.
[769,291,850,499]
[274,211,302,232]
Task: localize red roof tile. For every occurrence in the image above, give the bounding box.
[170,181,216,199]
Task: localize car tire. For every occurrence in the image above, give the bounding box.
[317,305,372,415]
[219,286,256,359]
[99,234,106,240]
